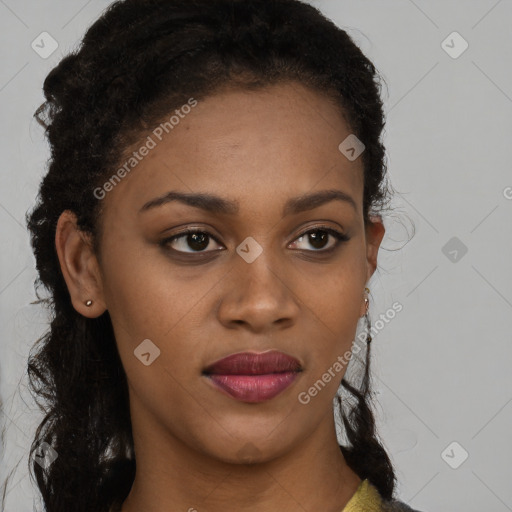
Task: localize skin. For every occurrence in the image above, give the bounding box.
[55,81,385,512]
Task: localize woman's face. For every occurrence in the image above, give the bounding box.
[65,82,384,464]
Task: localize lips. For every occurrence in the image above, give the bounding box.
[202,350,302,403]
[203,350,302,375]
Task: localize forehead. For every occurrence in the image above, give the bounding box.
[101,82,364,221]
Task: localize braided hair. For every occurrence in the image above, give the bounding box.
[15,1,396,510]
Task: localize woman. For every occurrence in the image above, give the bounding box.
[20,0,423,510]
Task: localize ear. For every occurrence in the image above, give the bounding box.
[55,210,107,317]
[359,214,386,317]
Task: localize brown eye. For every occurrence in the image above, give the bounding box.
[161,230,223,253]
[289,227,349,253]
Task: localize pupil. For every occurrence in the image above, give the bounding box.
[309,231,327,249]
[189,233,208,251]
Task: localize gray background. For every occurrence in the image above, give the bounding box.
[1,1,511,510]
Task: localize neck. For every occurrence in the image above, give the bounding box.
[121,404,362,512]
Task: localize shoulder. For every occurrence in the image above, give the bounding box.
[381,497,425,512]
[357,478,425,512]
[344,478,425,512]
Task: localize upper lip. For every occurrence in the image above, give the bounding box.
[203,350,302,375]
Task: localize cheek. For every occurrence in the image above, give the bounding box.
[100,244,212,385]
[100,240,185,338]
[293,263,365,388]
[294,263,364,336]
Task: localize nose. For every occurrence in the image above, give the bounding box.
[216,251,300,334]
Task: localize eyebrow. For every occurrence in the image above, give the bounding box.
[138,189,357,217]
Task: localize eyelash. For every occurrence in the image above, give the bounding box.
[159,226,350,257]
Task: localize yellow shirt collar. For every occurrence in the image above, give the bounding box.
[341,479,383,512]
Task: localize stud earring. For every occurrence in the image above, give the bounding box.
[85,300,93,307]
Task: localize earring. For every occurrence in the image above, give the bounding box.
[85,300,93,307]
[364,287,372,344]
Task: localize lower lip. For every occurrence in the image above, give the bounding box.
[205,372,300,403]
